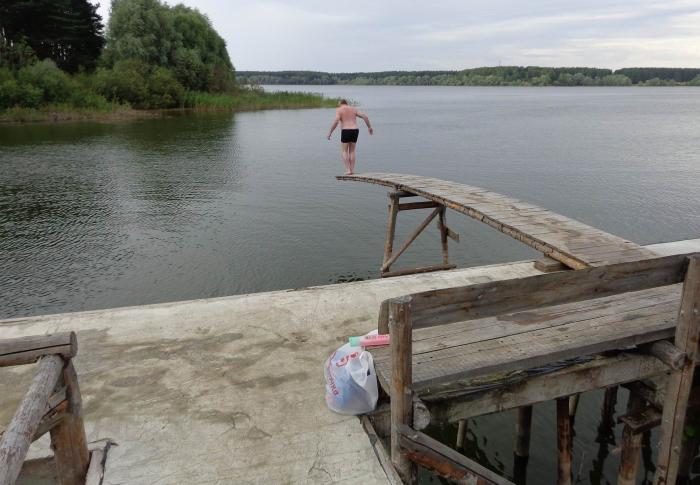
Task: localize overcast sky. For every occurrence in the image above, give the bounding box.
[96,0,700,71]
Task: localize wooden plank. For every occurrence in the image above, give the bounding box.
[403,253,691,329]
[397,424,515,485]
[641,340,686,371]
[654,256,700,485]
[534,256,569,273]
[427,353,668,422]
[389,296,414,482]
[0,355,64,485]
[398,201,442,211]
[381,263,456,278]
[438,207,449,265]
[0,332,77,367]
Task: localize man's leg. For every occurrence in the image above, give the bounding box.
[340,143,350,174]
[348,143,357,174]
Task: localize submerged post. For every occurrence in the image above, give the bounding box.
[389,296,414,482]
[515,406,533,459]
[617,391,646,485]
[556,397,572,485]
[654,256,700,485]
[383,192,400,269]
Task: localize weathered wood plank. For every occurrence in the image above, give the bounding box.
[557,397,572,485]
[398,201,442,211]
[654,256,700,485]
[404,253,690,329]
[383,193,399,268]
[0,332,77,367]
[397,424,515,485]
[617,391,647,485]
[427,353,668,422]
[381,263,456,278]
[0,355,64,485]
[382,207,442,273]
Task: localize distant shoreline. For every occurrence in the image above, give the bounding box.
[239,67,700,87]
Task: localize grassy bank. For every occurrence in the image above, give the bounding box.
[0,89,337,123]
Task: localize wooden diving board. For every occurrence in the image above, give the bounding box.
[337,172,658,269]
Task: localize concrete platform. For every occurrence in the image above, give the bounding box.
[1,239,698,484]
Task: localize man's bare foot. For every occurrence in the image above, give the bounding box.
[345,171,353,175]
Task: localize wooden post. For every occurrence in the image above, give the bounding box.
[383,192,399,269]
[50,361,89,485]
[438,207,449,265]
[0,355,64,485]
[617,391,646,485]
[389,296,414,483]
[456,419,467,451]
[601,386,618,429]
[556,397,572,485]
[654,256,700,485]
[378,300,390,334]
[568,394,580,421]
[515,406,533,458]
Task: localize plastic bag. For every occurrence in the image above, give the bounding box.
[324,331,379,415]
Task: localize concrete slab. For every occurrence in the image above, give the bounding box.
[1,239,698,484]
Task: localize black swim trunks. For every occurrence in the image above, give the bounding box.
[341,129,359,143]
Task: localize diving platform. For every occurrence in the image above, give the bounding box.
[337,173,658,272]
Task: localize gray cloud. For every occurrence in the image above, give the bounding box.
[96,0,700,70]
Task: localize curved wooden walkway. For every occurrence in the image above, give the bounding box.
[337,172,658,270]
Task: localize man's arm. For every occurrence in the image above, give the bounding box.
[327,112,340,140]
[357,111,373,135]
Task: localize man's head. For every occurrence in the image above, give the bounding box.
[339,99,348,106]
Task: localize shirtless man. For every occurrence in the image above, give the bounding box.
[326,99,373,175]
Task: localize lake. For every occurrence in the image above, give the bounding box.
[2,85,700,483]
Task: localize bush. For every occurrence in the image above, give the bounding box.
[146,67,184,108]
[16,60,73,103]
[0,79,43,108]
[93,59,149,107]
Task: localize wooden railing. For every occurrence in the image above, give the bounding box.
[0,332,89,485]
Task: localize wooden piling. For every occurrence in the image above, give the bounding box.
[654,256,700,485]
[383,192,399,268]
[50,361,89,485]
[438,207,449,265]
[456,419,467,451]
[515,406,533,458]
[601,386,618,428]
[389,296,414,482]
[556,397,572,485]
[568,394,580,421]
[617,391,646,485]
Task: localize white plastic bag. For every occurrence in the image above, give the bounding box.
[324,331,379,415]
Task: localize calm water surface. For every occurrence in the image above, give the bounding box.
[1,85,700,483]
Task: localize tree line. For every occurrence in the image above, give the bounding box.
[0,0,237,111]
[238,66,700,87]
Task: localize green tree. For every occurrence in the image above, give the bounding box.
[103,0,235,92]
[0,0,105,72]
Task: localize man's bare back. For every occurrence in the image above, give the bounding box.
[326,99,373,175]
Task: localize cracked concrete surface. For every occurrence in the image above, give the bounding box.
[1,239,697,484]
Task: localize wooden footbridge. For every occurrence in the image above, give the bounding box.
[337,173,700,485]
[337,172,658,275]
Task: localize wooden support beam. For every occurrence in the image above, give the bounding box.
[534,256,569,273]
[640,340,686,371]
[654,256,700,485]
[394,190,419,198]
[382,207,442,273]
[0,355,64,485]
[514,406,533,458]
[430,353,668,423]
[50,361,90,485]
[617,391,647,485]
[556,397,573,485]
[360,416,404,485]
[455,419,467,451]
[438,207,449,265]
[446,227,460,243]
[383,193,399,268]
[389,296,414,482]
[397,424,515,485]
[568,394,580,420]
[601,386,618,429]
[0,332,77,367]
[398,201,442,211]
[381,263,456,278]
